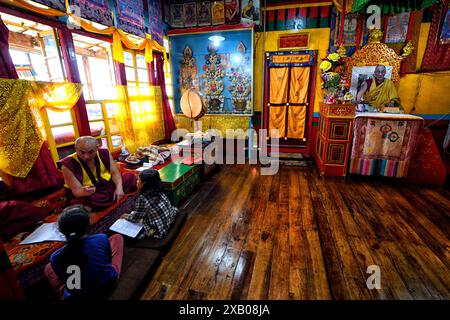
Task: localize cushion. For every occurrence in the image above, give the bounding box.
[0,201,51,242]
[108,247,161,300]
[129,210,187,251]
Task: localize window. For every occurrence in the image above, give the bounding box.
[123,50,150,88]
[3,13,81,162]
[73,33,122,153]
[163,37,175,113]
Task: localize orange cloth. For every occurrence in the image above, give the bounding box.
[289,67,310,104]
[269,67,289,104]
[269,105,286,138]
[287,106,306,139]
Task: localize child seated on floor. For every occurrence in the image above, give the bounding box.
[44,205,124,300]
[121,169,179,239]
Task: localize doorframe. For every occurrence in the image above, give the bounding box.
[262,50,317,157]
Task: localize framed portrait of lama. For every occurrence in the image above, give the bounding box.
[197,1,212,26]
[211,1,225,25]
[183,2,197,27]
[385,12,410,44]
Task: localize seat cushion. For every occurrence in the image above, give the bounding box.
[129,210,187,251]
[0,201,51,242]
[108,247,161,300]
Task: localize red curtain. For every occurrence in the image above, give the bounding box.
[154,52,176,140]
[421,0,450,71]
[0,15,63,195]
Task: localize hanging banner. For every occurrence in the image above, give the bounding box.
[148,0,163,45]
[115,0,146,38]
[70,0,112,26]
[31,0,65,11]
[269,51,314,67]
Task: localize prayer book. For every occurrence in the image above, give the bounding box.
[109,219,143,238]
[19,222,66,245]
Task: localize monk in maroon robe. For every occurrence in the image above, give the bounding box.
[61,136,136,211]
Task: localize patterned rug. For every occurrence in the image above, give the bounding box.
[279,160,310,167]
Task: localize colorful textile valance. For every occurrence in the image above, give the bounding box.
[0,79,82,178]
[115,0,146,38]
[70,0,113,26]
[31,0,65,11]
[350,0,439,14]
[350,113,423,178]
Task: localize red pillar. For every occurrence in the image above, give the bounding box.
[57,26,91,136]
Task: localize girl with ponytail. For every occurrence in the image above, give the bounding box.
[44,205,124,299]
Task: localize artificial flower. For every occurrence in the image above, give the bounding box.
[319,60,332,72]
[327,53,340,62]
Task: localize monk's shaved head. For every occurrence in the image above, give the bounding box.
[374,65,387,81]
[75,136,98,149]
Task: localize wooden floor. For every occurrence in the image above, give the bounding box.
[141,164,450,300]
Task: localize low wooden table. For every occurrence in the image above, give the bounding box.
[158,161,202,206]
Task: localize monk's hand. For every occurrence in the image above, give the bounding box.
[114,187,124,202]
[82,185,96,196]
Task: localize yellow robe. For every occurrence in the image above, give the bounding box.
[364,77,401,110]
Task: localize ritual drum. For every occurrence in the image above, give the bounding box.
[180,89,205,120]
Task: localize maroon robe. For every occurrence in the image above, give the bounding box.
[61,149,136,211]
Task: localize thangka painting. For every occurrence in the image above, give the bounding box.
[211,1,225,26]
[170,3,184,28]
[169,29,253,115]
[225,0,240,24]
[440,7,450,45]
[241,0,260,24]
[227,42,251,112]
[386,12,410,44]
[33,0,65,11]
[197,1,212,26]
[334,13,358,46]
[71,0,112,26]
[149,0,163,45]
[179,46,200,93]
[183,2,197,28]
[115,0,146,37]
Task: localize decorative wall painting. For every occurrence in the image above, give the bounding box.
[170,3,184,28]
[440,8,450,44]
[225,0,240,24]
[169,29,253,115]
[241,0,260,24]
[149,0,163,45]
[211,1,225,26]
[71,0,113,26]
[197,1,212,26]
[227,42,251,112]
[179,46,200,93]
[183,2,197,28]
[385,12,410,44]
[334,13,358,46]
[202,43,225,111]
[115,0,146,37]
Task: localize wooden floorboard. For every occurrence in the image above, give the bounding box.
[141,165,450,300]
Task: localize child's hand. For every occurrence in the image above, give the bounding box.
[121,213,129,220]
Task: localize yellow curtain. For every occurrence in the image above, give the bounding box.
[287,67,310,139]
[111,85,165,153]
[287,106,307,139]
[269,67,289,104]
[289,67,310,104]
[269,106,287,138]
[0,79,82,178]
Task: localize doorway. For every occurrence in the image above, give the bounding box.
[263,51,317,156]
